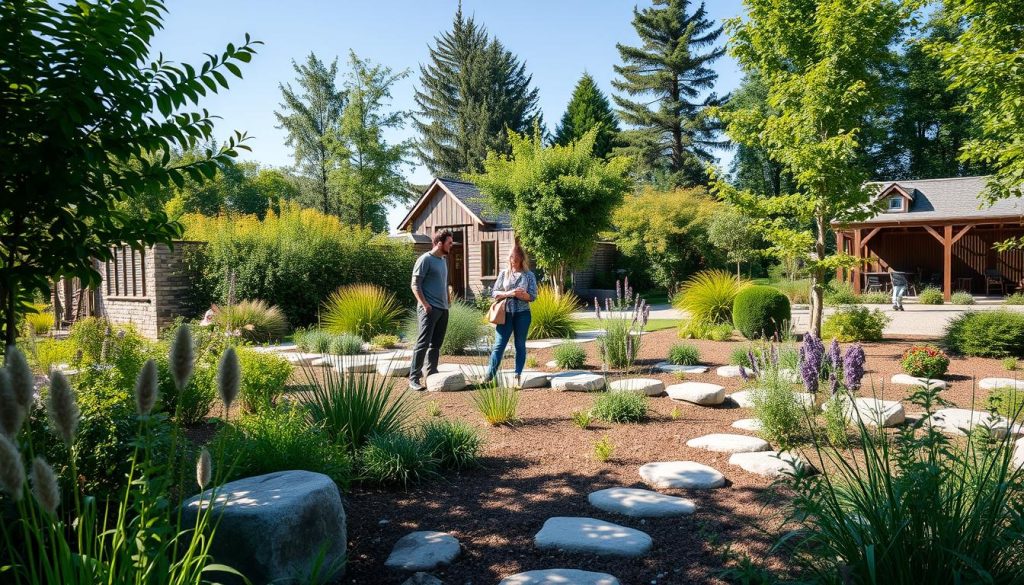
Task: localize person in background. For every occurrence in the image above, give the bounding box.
[484,243,538,386]
[408,230,454,391]
[889,267,908,311]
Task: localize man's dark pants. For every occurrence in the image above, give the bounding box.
[409,305,449,384]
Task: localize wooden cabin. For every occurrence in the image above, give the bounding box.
[833,176,1024,301]
[396,177,616,302]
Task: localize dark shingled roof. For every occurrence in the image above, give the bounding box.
[437,178,512,227]
[839,176,1024,225]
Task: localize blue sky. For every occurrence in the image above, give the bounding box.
[150,0,747,230]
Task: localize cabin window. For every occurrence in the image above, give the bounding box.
[888,196,903,211]
[481,241,498,277]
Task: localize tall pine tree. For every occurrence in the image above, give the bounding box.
[613,0,725,186]
[554,73,620,158]
[414,6,540,176]
[275,53,345,215]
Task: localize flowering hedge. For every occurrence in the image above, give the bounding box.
[900,345,949,379]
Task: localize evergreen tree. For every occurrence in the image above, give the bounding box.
[275,53,345,214]
[613,0,725,186]
[414,6,540,176]
[554,73,620,158]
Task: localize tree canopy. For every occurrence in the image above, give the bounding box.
[554,73,620,159]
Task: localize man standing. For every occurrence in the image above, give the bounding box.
[409,230,454,391]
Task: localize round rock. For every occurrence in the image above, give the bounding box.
[426,371,467,392]
[667,382,725,405]
[731,418,763,432]
[728,390,755,408]
[609,378,665,396]
[686,433,771,454]
[654,362,709,374]
[384,531,461,572]
[550,372,606,392]
[588,487,695,518]
[843,397,905,428]
[717,365,744,378]
[728,451,808,478]
[534,517,652,557]
[926,408,1016,438]
[979,377,1024,391]
[499,569,621,585]
[891,374,947,389]
[639,461,726,489]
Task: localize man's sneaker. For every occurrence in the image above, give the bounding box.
[408,380,426,392]
[892,304,899,311]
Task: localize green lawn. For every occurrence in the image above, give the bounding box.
[574,317,680,332]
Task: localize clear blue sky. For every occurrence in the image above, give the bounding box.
[150,0,747,230]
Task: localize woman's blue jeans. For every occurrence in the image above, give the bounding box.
[486,310,532,379]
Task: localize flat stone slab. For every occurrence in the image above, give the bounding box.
[728,390,755,408]
[426,371,467,392]
[686,433,771,454]
[843,397,905,428]
[979,377,1024,391]
[534,517,652,557]
[324,355,381,372]
[926,408,1016,438]
[550,372,605,392]
[729,451,808,478]
[732,418,763,432]
[1015,437,1024,469]
[279,352,325,365]
[402,573,443,585]
[717,365,744,378]
[384,531,460,572]
[436,363,488,384]
[667,382,725,405]
[588,488,696,518]
[639,461,726,489]
[654,362,709,374]
[891,374,947,390]
[609,378,665,396]
[499,569,621,585]
[496,370,550,389]
[377,359,411,377]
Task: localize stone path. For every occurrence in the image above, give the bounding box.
[550,372,606,392]
[608,378,665,396]
[587,488,696,518]
[384,531,461,572]
[890,374,947,390]
[686,433,771,454]
[639,461,726,489]
[979,377,1024,391]
[534,517,652,557]
[499,569,621,585]
[666,382,725,405]
[727,390,755,408]
[729,451,809,478]
[926,408,1018,438]
[732,418,763,432]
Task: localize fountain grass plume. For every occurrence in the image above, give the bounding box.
[47,371,79,446]
[217,346,240,413]
[196,447,212,489]
[0,370,26,439]
[135,359,158,416]
[0,433,24,500]
[5,346,34,409]
[30,456,59,514]
[170,324,194,391]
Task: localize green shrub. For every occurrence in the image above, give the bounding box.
[216,299,288,343]
[420,418,483,470]
[674,269,750,325]
[68,316,110,363]
[528,286,578,340]
[677,318,710,339]
[751,376,805,450]
[323,283,404,341]
[858,291,891,304]
[823,281,859,306]
[330,333,364,355]
[944,310,1024,357]
[297,329,333,354]
[358,432,438,488]
[404,301,485,355]
[593,436,615,462]
[591,391,648,423]
[155,350,216,425]
[821,306,889,342]
[571,410,592,429]
[900,345,950,379]
[1002,357,1018,371]
[237,348,293,414]
[821,396,848,447]
[708,323,733,341]
[371,333,401,349]
[68,318,149,393]
[771,279,811,305]
[597,319,640,369]
[30,337,77,374]
[988,386,1024,422]
[732,285,791,340]
[553,341,587,369]
[730,346,752,367]
[918,286,945,305]
[668,343,700,365]
[213,406,352,485]
[950,291,975,305]
[1005,292,1024,305]
[471,382,520,425]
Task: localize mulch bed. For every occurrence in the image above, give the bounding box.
[333,331,1011,584]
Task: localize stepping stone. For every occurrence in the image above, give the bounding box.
[402,574,443,585]
[588,488,696,518]
[729,451,809,478]
[794,392,816,408]
[250,343,296,354]
[638,461,726,489]
[497,370,550,389]
[667,382,725,405]
[654,362,709,374]
[979,378,1024,391]
[550,372,605,392]
[717,365,745,378]
[376,359,411,377]
[686,433,771,454]
[279,352,325,365]
[324,355,379,372]
[728,390,755,408]
[891,374,947,390]
[426,371,467,392]
[926,408,1017,438]
[842,397,905,428]
[732,418,763,432]
[1015,437,1024,469]
[609,378,665,396]
[384,531,460,572]
[437,363,488,384]
[499,569,620,585]
[545,360,561,368]
[534,517,652,557]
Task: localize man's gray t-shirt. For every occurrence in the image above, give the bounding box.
[411,252,449,310]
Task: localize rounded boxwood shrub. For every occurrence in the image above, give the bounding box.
[821,306,889,342]
[553,341,587,369]
[668,343,700,365]
[918,287,945,305]
[733,285,791,340]
[944,310,1024,357]
[900,345,950,379]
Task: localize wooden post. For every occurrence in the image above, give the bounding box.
[835,231,844,282]
[943,224,953,302]
[852,229,862,293]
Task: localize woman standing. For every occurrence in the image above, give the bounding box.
[484,244,538,385]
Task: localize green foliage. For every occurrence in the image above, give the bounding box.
[612,0,724,185]
[770,278,811,305]
[944,310,1024,358]
[859,291,891,304]
[1002,358,1018,372]
[571,410,593,429]
[1005,293,1024,305]
[330,333,366,356]
[553,341,588,369]
[822,396,849,447]
[424,400,442,417]
[69,319,150,394]
[358,432,438,488]
[900,345,950,379]
[155,346,216,426]
[680,319,735,341]
[216,300,288,343]
[751,376,806,450]
[414,6,540,176]
[182,204,416,326]
[322,283,404,341]
[471,383,520,426]
[420,418,482,471]
[236,348,293,414]
[950,291,975,305]
[404,301,485,355]
[24,310,54,335]
[707,205,764,278]
[823,281,859,306]
[822,306,889,342]
[730,346,752,367]
[674,270,750,326]
[988,386,1024,423]
[295,328,333,353]
[668,343,701,366]
[0,0,258,346]
[598,319,641,370]
[525,354,539,369]
[732,285,791,340]
[591,392,648,424]
[29,338,77,375]
[528,287,579,340]
[370,334,401,349]
[593,436,615,462]
[474,128,631,292]
[708,323,734,341]
[918,286,945,305]
[213,406,352,486]
[554,73,620,158]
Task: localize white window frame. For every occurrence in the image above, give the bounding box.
[888,196,903,211]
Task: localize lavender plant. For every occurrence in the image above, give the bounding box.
[594,280,651,370]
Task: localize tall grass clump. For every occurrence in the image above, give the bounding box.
[594,279,650,369]
[24,305,54,335]
[674,269,749,325]
[295,328,333,353]
[944,310,1024,358]
[528,286,578,340]
[751,373,805,450]
[771,278,811,305]
[404,301,485,355]
[330,333,364,355]
[552,340,587,369]
[322,283,404,341]
[591,392,648,423]
[823,281,859,306]
[215,299,288,343]
[471,381,520,425]
[359,432,438,488]
[668,342,700,365]
[950,290,975,305]
[420,418,483,470]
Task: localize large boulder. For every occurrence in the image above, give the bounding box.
[180,471,346,585]
[426,371,467,392]
[550,372,606,392]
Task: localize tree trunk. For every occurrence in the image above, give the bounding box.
[4,281,16,349]
[736,261,741,279]
[808,213,828,337]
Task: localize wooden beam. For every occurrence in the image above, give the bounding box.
[853,228,862,294]
[923,225,944,244]
[835,231,843,282]
[860,226,883,249]
[944,224,953,302]
[952,224,974,245]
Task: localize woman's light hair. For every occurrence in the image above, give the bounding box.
[508,242,529,271]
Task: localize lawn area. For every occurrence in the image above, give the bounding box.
[573,317,680,332]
